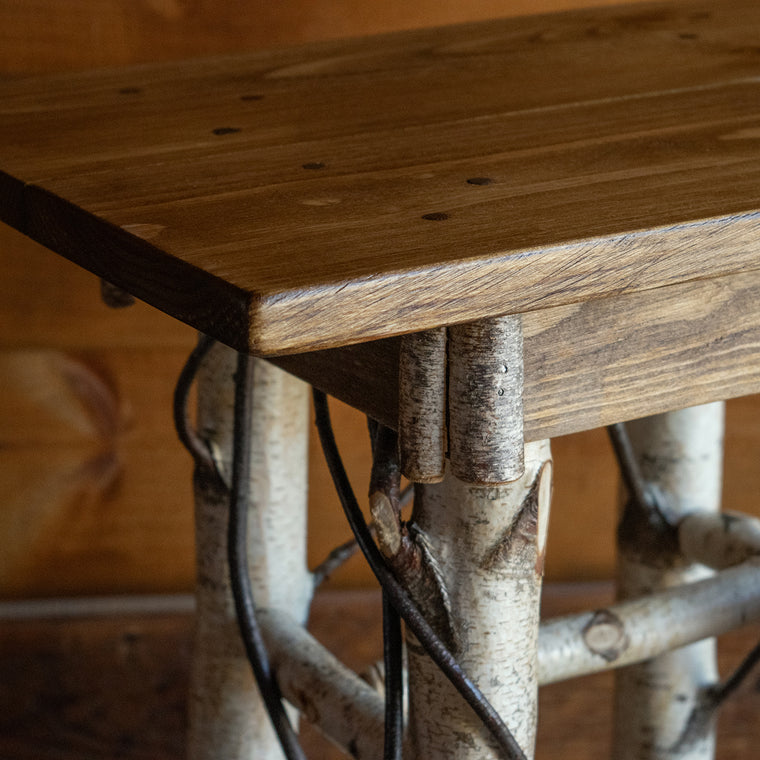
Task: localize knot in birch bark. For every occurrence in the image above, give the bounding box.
[480,462,547,572]
[582,609,629,662]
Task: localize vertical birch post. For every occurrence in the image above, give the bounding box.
[406,440,552,759]
[399,328,447,484]
[613,402,724,760]
[448,316,524,485]
[187,341,312,760]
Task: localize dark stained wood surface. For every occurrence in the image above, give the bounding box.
[2,586,760,759]
[1,0,760,354]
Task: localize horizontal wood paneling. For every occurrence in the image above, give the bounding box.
[2,587,760,759]
[0,0,656,73]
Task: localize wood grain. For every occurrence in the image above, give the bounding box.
[274,269,760,442]
[1,0,760,353]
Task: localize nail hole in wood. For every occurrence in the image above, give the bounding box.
[422,212,449,221]
[467,177,493,185]
[303,162,326,170]
[212,127,241,135]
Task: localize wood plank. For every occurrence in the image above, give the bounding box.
[274,268,760,440]
[1,0,760,353]
[1,587,760,759]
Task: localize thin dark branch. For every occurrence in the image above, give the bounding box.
[312,534,363,588]
[173,334,224,482]
[673,638,760,752]
[607,423,651,512]
[313,388,527,760]
[229,352,306,760]
[370,425,402,515]
[399,482,414,509]
[368,416,380,457]
[311,488,414,589]
[383,590,404,760]
[713,638,760,707]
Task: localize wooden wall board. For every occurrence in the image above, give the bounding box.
[1,0,760,353]
[2,587,760,759]
[0,0,656,74]
[0,224,193,350]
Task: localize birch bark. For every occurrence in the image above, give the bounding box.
[406,439,552,760]
[187,342,311,760]
[612,403,724,760]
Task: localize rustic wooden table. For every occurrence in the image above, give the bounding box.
[2,1,760,758]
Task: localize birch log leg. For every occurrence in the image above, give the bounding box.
[406,439,552,760]
[612,402,725,760]
[188,341,312,760]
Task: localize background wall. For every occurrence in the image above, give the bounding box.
[2,0,758,599]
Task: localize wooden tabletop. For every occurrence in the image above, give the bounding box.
[2,0,760,355]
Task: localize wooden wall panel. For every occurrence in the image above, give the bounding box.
[1,0,758,597]
[1,0,655,73]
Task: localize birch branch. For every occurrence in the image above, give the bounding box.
[260,608,390,760]
[678,511,760,570]
[538,558,760,684]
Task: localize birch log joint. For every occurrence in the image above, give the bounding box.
[398,328,447,483]
[448,315,524,485]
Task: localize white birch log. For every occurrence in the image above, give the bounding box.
[250,554,760,758]
[260,607,393,759]
[448,316,525,485]
[188,342,312,760]
[678,511,760,570]
[613,402,724,760]
[399,328,447,483]
[538,558,760,685]
[406,439,551,760]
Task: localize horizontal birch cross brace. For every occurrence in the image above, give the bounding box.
[261,557,760,759]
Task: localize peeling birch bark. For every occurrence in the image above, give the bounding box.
[678,511,760,570]
[188,342,311,760]
[448,316,525,485]
[613,403,724,760]
[406,439,551,760]
[538,558,760,684]
[399,328,447,483]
